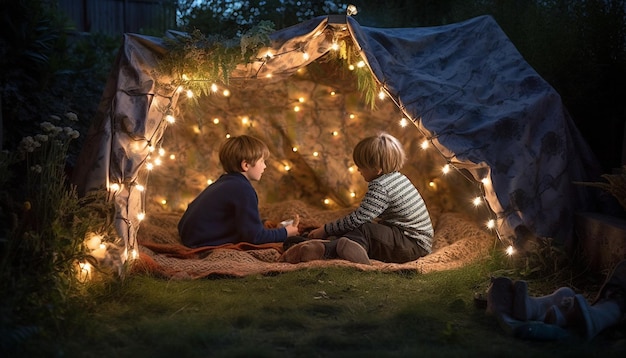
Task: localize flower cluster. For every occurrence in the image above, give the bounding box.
[17,113,81,158]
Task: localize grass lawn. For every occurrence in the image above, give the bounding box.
[10,256,626,357]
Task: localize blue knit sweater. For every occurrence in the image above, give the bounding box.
[178,172,287,247]
[324,171,434,253]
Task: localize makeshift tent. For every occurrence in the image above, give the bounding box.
[71,14,601,263]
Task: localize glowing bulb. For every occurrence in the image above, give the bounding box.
[349,114,355,119]
[182,74,189,81]
[298,97,305,103]
[399,118,408,127]
[331,42,339,51]
[109,183,120,191]
[506,245,515,256]
[165,114,175,123]
[192,125,201,134]
[357,60,365,68]
[284,165,291,171]
[348,166,355,173]
[323,198,330,205]
[169,154,175,160]
[131,249,138,260]
[186,90,193,98]
[292,147,298,152]
[226,133,231,138]
[303,52,310,60]
[211,83,218,92]
[421,140,430,150]
[146,162,154,170]
[378,90,385,100]
[158,148,165,156]
[161,199,167,205]
[313,151,319,157]
[154,158,162,166]
[137,212,146,221]
[348,64,355,70]
[428,181,437,190]
[350,191,356,198]
[332,131,338,136]
[213,118,220,124]
[330,91,336,96]
[442,164,450,174]
[486,219,495,229]
[223,89,230,97]
[207,179,213,185]
[472,197,482,206]
[294,106,300,112]
[265,73,273,78]
[241,117,249,125]
[264,51,273,59]
[148,145,155,152]
[136,184,145,192]
[481,177,490,186]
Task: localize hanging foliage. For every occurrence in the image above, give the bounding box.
[156,20,276,94]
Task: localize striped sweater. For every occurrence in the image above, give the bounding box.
[324,171,434,253]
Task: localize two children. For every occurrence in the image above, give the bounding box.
[179,132,433,264]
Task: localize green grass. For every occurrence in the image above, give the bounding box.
[7,258,626,357]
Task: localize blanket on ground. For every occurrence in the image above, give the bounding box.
[132,201,493,279]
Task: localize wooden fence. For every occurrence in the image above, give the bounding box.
[57,0,177,35]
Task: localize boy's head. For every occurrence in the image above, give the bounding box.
[352,132,406,174]
[219,135,270,173]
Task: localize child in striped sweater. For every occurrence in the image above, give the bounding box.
[306,132,433,264]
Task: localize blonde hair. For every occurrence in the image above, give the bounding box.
[352,132,406,174]
[219,135,270,173]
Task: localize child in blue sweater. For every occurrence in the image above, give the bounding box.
[178,135,300,247]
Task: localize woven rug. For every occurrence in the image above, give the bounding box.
[132,201,493,279]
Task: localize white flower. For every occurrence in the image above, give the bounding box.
[18,136,41,153]
[69,129,80,139]
[40,122,56,132]
[49,115,61,121]
[65,112,78,121]
[35,134,49,142]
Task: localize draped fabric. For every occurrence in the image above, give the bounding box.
[72,15,601,261]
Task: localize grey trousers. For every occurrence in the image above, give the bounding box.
[324,222,429,263]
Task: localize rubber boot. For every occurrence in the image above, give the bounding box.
[570,294,622,341]
[486,277,514,317]
[513,280,576,321]
[544,296,575,327]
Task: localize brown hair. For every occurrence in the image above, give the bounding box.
[352,132,406,174]
[219,135,270,173]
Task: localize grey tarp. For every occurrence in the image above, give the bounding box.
[72,15,600,261]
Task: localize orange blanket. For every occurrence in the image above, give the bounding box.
[132,202,493,279]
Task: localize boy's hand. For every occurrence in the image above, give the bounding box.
[285,214,300,237]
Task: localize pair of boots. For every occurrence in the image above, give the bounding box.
[279,237,371,265]
[486,259,626,341]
